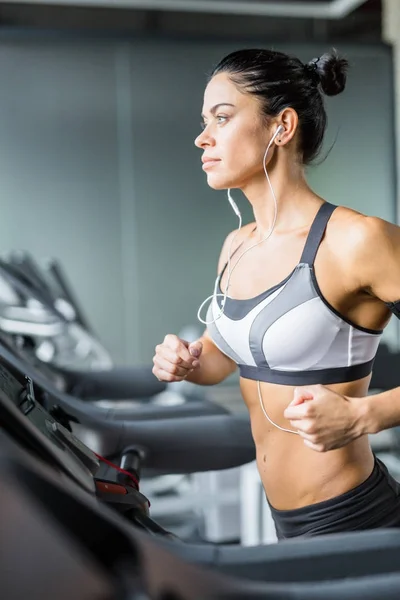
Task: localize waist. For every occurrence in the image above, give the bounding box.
[267,456,399,539]
[255,437,374,509]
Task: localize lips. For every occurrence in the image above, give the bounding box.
[202,156,220,163]
[202,157,221,170]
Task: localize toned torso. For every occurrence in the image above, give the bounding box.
[218,202,391,510]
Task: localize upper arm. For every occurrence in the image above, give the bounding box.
[202,329,237,375]
[354,216,400,310]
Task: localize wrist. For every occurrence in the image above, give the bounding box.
[348,394,379,436]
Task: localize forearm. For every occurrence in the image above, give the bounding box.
[351,387,400,435]
[185,336,237,386]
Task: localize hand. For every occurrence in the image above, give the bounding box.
[283,385,363,452]
[152,334,203,382]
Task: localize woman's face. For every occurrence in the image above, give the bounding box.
[194,72,273,190]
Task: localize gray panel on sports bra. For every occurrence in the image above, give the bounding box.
[216,270,295,321]
[249,264,317,367]
[206,302,245,364]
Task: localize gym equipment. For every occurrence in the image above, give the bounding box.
[0,325,252,541]
[0,252,241,539]
[3,250,112,369]
[2,348,400,599]
[0,253,218,411]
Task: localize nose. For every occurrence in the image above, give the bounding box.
[194,125,215,149]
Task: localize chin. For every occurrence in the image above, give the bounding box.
[207,181,227,191]
[206,174,236,191]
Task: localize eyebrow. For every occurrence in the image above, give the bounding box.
[201,103,235,119]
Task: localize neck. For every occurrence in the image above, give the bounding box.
[240,157,322,237]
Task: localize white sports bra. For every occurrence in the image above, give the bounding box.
[206,202,382,386]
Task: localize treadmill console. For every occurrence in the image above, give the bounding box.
[0,354,153,526]
[0,355,98,493]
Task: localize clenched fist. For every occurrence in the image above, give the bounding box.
[152,334,203,382]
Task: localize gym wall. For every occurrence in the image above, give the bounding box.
[0,36,396,364]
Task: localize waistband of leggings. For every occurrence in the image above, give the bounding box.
[268,455,382,517]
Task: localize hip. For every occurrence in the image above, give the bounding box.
[268,455,400,540]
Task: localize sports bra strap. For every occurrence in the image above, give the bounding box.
[300,202,337,266]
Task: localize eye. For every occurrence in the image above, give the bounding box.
[199,115,228,131]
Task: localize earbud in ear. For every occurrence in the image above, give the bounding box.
[269,125,284,146]
[266,125,284,152]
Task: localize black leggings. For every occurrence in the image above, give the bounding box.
[268,456,400,540]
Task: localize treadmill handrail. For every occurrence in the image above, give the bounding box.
[0,340,255,473]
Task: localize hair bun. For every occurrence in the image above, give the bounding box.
[307,49,348,96]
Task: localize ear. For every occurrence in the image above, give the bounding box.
[275,108,298,146]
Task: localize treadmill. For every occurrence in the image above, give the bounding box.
[0,254,224,418]
[1,346,400,599]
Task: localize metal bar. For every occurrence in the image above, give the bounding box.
[4,0,368,20]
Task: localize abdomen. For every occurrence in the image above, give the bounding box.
[240,377,374,510]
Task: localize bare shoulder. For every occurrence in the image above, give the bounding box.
[329,205,399,258]
[327,205,400,291]
[217,222,256,274]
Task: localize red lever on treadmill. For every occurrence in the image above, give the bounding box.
[95,480,128,495]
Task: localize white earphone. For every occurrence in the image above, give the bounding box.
[273,124,284,139]
[197,125,284,325]
[197,124,299,436]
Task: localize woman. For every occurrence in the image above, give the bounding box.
[153,48,400,539]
